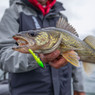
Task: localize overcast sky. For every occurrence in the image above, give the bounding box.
[0,0,95,39]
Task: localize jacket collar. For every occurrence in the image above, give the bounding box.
[28,0,56,16]
[52,1,65,12]
[21,0,65,15]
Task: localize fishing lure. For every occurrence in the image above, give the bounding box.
[28,49,44,68]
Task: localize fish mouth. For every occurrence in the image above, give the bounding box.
[13,35,29,47]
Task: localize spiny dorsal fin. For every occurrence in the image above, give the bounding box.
[56,17,79,37]
[83,35,95,50]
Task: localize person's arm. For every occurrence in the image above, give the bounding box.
[72,63,85,95]
[0,2,39,73]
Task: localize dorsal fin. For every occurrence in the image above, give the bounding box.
[56,17,79,37]
[83,35,95,50]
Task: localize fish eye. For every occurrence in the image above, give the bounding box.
[28,32,37,37]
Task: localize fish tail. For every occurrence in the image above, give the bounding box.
[83,35,95,50]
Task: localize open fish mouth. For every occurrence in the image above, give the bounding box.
[13,36,29,47]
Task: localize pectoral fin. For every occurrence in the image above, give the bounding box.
[61,51,80,67]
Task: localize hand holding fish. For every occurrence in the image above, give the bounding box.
[39,49,68,68]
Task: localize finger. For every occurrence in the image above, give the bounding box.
[44,49,61,62]
[49,57,68,69]
[38,50,61,63]
[38,53,48,63]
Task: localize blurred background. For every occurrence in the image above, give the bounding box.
[0,0,95,95]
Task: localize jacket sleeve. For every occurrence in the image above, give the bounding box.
[0,3,39,73]
[72,62,85,92]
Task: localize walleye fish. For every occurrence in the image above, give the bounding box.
[12,17,95,73]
